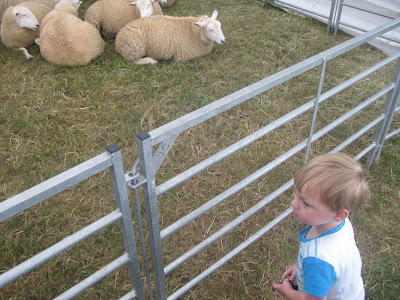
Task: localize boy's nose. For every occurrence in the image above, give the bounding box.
[291,198,298,209]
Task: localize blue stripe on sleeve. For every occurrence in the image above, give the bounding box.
[303,257,336,297]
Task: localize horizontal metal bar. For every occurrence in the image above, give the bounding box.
[149,17,400,146]
[0,210,122,288]
[319,55,399,101]
[311,89,389,145]
[167,207,293,300]
[0,152,113,223]
[278,0,397,26]
[338,21,400,44]
[355,143,376,161]
[331,115,385,153]
[54,254,131,300]
[342,2,397,19]
[164,180,294,275]
[275,0,330,19]
[386,128,400,140]
[119,290,138,300]
[156,56,398,196]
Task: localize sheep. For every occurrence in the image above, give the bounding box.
[0,0,58,33]
[84,0,163,39]
[160,0,175,8]
[37,0,105,66]
[115,10,225,64]
[0,2,52,59]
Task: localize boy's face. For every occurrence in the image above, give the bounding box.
[291,185,336,227]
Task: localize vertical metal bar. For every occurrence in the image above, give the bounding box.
[130,181,153,300]
[327,0,337,34]
[366,58,400,168]
[107,144,145,300]
[334,0,344,35]
[304,58,328,164]
[136,132,167,300]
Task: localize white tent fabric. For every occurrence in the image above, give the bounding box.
[265,0,400,55]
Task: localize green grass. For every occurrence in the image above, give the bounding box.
[1,0,399,299]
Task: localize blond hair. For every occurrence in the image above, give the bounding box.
[294,153,369,214]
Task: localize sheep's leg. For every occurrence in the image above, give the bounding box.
[18,47,34,60]
[35,38,40,45]
[135,57,158,65]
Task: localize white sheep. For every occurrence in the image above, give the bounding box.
[0,2,52,59]
[115,10,225,64]
[160,0,175,8]
[0,0,58,33]
[84,0,163,39]
[37,0,105,66]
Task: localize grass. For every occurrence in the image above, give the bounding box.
[0,0,399,299]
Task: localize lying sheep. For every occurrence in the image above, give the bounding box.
[1,2,52,59]
[115,10,225,64]
[84,0,163,39]
[37,0,104,66]
[0,0,58,33]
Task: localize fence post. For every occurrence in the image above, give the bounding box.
[107,144,145,299]
[333,0,344,35]
[367,59,400,168]
[327,0,344,35]
[136,132,167,300]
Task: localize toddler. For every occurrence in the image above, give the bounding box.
[272,152,369,300]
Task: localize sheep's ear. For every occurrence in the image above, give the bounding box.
[193,21,205,28]
[127,2,137,6]
[211,10,218,20]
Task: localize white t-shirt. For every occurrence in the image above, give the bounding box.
[296,218,365,299]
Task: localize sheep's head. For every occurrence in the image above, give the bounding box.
[56,0,82,10]
[11,6,39,30]
[193,10,225,45]
[127,0,161,18]
[70,0,82,9]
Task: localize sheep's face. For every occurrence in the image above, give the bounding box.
[12,6,39,30]
[194,10,225,45]
[203,20,225,45]
[128,0,160,18]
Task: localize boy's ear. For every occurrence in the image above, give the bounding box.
[334,209,349,221]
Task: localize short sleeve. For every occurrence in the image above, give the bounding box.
[303,256,337,297]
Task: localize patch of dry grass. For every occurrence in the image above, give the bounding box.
[0,0,399,299]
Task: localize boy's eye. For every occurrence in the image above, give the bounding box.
[303,200,310,207]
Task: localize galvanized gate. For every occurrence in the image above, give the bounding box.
[128,18,400,299]
[0,145,145,300]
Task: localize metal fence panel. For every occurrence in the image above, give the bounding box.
[0,145,145,300]
[132,18,400,300]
